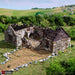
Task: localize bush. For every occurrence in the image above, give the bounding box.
[68,27,75,40]
[46,60,65,75]
[46,58,75,75]
[0,23,8,32]
[40,19,50,27]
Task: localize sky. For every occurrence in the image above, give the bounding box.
[0,0,75,10]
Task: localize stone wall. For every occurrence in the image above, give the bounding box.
[52,38,71,53]
[15,27,34,47]
[40,38,53,52]
[5,26,16,45]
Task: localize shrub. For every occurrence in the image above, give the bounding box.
[0,23,8,32]
[46,58,75,75]
[46,60,65,75]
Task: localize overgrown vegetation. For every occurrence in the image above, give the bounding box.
[0,15,75,33]
[46,57,75,75]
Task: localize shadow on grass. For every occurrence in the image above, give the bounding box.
[0,40,15,49]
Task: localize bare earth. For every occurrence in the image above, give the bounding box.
[0,48,51,71]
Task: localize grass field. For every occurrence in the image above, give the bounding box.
[0,26,75,75]
[0,7,75,17]
[0,33,15,62]
[0,8,53,17]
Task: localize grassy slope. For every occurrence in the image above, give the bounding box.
[0,33,15,62]
[0,8,53,17]
[0,7,75,17]
[0,26,75,75]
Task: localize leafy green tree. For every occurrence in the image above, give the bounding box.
[55,16,64,27]
[40,19,50,27]
[35,15,44,24]
[47,15,56,26]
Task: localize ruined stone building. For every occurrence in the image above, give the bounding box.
[5,24,71,53]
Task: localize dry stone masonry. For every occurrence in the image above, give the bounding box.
[5,24,71,53]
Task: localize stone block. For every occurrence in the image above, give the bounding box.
[46,57,49,60]
[7,52,11,55]
[6,59,9,62]
[14,68,19,71]
[39,59,43,62]
[43,59,46,61]
[3,53,7,56]
[10,51,14,53]
[29,62,33,64]
[52,53,55,56]
[13,50,16,52]
[17,66,22,68]
[48,55,51,58]
[24,64,28,67]
[10,69,14,72]
[2,62,5,64]
[21,65,25,68]
[34,61,37,64]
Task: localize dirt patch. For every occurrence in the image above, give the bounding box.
[0,48,51,71]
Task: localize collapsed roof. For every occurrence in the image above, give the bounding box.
[10,24,70,42]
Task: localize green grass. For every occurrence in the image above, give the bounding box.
[0,8,53,17]
[0,7,75,17]
[0,33,15,62]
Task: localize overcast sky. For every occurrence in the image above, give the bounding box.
[0,0,75,10]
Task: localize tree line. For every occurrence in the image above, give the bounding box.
[0,14,75,32]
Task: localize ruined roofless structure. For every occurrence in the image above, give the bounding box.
[5,24,71,53]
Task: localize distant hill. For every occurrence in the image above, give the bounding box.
[0,5,75,17]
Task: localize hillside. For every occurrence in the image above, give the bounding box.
[0,5,75,17]
[0,8,53,17]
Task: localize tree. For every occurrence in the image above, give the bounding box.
[35,15,44,24]
[55,16,64,27]
[40,19,50,27]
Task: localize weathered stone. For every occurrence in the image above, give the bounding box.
[52,53,55,56]
[14,68,19,71]
[21,65,25,68]
[7,52,11,55]
[48,55,51,58]
[10,51,14,53]
[17,66,22,68]
[3,53,7,56]
[39,59,43,62]
[13,50,16,52]
[6,59,9,62]
[43,59,46,61]
[29,62,33,64]
[2,62,5,64]
[46,57,49,60]
[34,61,37,64]
[24,64,28,67]
[10,69,14,72]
